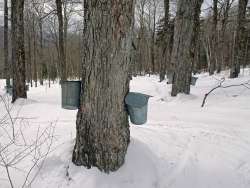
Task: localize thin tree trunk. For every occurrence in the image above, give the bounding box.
[209,0,218,75]
[171,0,203,96]
[33,16,38,87]
[11,0,27,102]
[4,0,10,88]
[160,0,169,82]
[56,0,67,81]
[150,2,156,74]
[63,1,68,75]
[230,0,248,78]
[27,26,32,87]
[217,0,231,73]
[159,0,170,82]
[39,21,44,85]
[72,0,135,173]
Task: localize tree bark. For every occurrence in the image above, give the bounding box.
[11,0,27,102]
[171,0,203,96]
[230,0,248,78]
[56,0,67,81]
[4,0,10,88]
[72,0,135,173]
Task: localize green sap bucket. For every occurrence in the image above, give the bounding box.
[191,76,198,86]
[125,92,151,125]
[61,81,81,110]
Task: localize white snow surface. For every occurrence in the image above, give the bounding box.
[0,69,250,188]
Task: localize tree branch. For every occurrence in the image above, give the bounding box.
[201,78,250,107]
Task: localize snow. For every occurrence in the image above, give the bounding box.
[0,69,250,188]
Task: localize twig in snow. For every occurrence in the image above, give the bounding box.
[201,79,250,107]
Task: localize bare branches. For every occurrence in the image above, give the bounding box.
[0,95,56,188]
[201,78,250,107]
[0,95,15,139]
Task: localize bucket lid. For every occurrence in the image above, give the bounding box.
[125,92,150,108]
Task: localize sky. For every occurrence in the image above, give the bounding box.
[0,0,232,27]
[0,0,3,25]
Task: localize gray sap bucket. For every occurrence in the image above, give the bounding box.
[61,81,81,110]
[191,76,198,86]
[125,92,151,125]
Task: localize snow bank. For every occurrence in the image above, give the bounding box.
[0,69,250,188]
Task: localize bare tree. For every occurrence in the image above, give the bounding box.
[4,0,10,88]
[56,0,67,81]
[171,0,203,96]
[11,0,27,102]
[230,0,249,78]
[159,0,170,82]
[136,0,150,75]
[72,0,135,173]
[217,0,234,73]
[209,0,218,75]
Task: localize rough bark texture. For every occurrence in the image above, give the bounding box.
[4,0,10,88]
[72,0,135,173]
[56,0,67,81]
[171,0,203,96]
[11,0,27,102]
[230,0,248,78]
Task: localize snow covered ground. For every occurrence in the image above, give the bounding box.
[0,69,250,188]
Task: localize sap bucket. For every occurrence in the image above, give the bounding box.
[125,92,151,125]
[191,76,198,86]
[61,81,81,110]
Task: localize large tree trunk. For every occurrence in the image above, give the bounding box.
[171,0,203,96]
[4,0,10,88]
[159,0,170,82]
[72,0,135,173]
[11,0,27,102]
[56,0,67,81]
[230,0,248,78]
